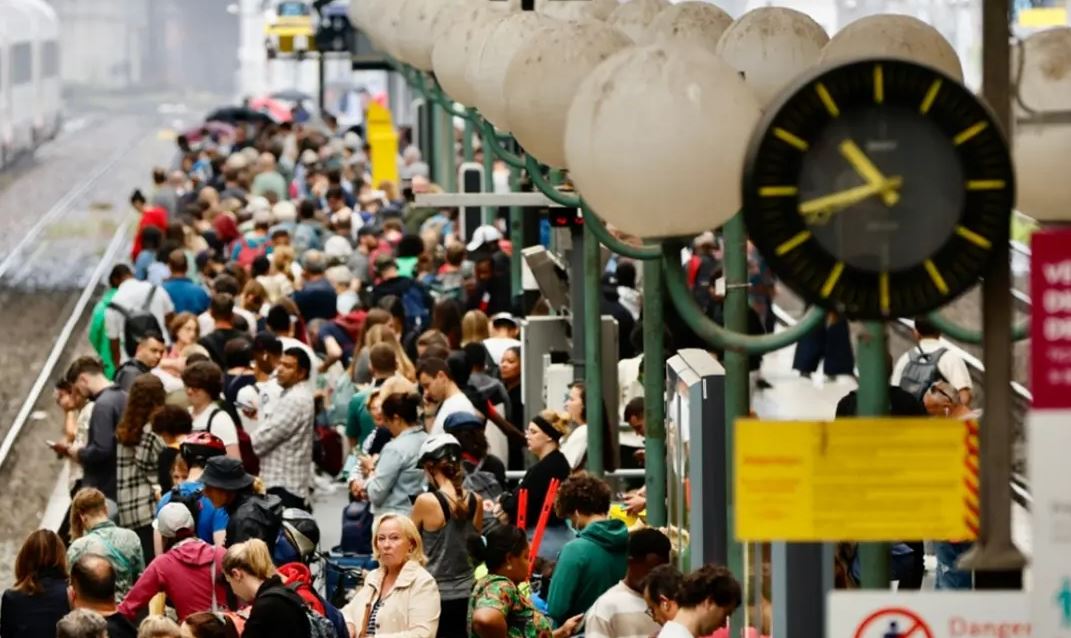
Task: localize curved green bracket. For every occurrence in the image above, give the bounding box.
[662,242,826,354]
[926,310,1030,344]
[524,155,580,208]
[473,117,526,170]
[581,203,662,261]
[423,79,472,120]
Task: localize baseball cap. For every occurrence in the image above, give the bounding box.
[273,201,297,223]
[417,433,462,466]
[443,412,484,433]
[466,225,503,252]
[300,149,319,165]
[153,502,196,538]
[490,312,518,328]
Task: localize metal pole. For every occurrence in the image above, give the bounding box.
[436,102,456,193]
[722,213,749,638]
[960,0,1027,586]
[856,321,891,588]
[509,162,523,303]
[643,254,667,526]
[318,52,326,113]
[584,220,605,477]
[482,134,495,224]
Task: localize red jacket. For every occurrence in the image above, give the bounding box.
[117,539,229,622]
[131,206,168,260]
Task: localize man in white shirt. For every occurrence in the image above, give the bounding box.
[105,268,175,364]
[181,360,242,461]
[657,565,742,638]
[418,355,477,435]
[586,529,671,638]
[483,313,522,366]
[891,316,973,406]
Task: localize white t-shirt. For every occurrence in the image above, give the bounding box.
[585,581,660,638]
[482,337,521,366]
[891,337,973,392]
[235,378,284,434]
[431,391,478,435]
[560,423,588,469]
[198,307,258,338]
[105,279,176,359]
[657,621,695,638]
[191,404,239,447]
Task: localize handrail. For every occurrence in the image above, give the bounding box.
[524,154,580,208]
[474,116,526,170]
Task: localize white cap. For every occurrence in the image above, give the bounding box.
[273,201,297,223]
[153,502,196,538]
[466,225,503,252]
[300,148,319,165]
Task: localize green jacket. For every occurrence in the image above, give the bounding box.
[346,386,376,442]
[88,288,118,379]
[545,518,629,626]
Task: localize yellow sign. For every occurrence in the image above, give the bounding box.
[366,102,399,187]
[1018,7,1067,28]
[735,418,977,542]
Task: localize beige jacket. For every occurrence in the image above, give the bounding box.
[343,560,441,638]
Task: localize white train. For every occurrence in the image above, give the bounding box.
[0,0,62,168]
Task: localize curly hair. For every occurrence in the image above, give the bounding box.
[554,472,612,519]
[116,374,166,447]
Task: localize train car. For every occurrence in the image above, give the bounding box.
[2,0,37,165]
[265,0,316,58]
[0,0,61,167]
[22,0,61,142]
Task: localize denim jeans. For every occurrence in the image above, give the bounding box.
[935,541,973,589]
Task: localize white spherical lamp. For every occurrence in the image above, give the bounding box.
[432,3,502,107]
[565,43,763,238]
[505,20,632,168]
[716,7,828,106]
[821,14,963,82]
[589,0,622,21]
[471,12,560,131]
[647,2,733,56]
[396,0,455,71]
[1014,27,1071,221]
[607,0,670,43]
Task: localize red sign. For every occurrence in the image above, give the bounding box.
[854,608,935,638]
[1031,229,1071,409]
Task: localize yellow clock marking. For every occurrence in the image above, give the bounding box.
[874,64,885,104]
[774,127,809,151]
[759,186,799,197]
[879,272,891,314]
[956,225,992,249]
[954,122,989,146]
[966,179,1007,191]
[815,83,840,117]
[920,79,942,114]
[821,262,845,298]
[775,230,812,256]
[924,259,950,295]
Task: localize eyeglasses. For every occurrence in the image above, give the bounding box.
[928,384,956,404]
[645,608,656,620]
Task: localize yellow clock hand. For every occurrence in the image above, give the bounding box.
[798,176,903,225]
[839,139,900,206]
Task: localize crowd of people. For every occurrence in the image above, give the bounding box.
[0,105,749,638]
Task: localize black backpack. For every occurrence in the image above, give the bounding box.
[229,492,284,548]
[108,285,164,357]
[169,485,204,531]
[898,346,948,401]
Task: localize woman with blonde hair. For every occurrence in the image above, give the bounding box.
[115,374,167,561]
[137,615,182,638]
[355,323,415,383]
[1,529,69,636]
[461,309,490,347]
[222,539,310,638]
[344,514,440,638]
[67,488,145,601]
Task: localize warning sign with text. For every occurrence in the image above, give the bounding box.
[828,592,1029,638]
[1031,228,1071,409]
[735,418,976,542]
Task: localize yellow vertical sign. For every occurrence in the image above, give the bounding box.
[365,102,399,187]
[735,418,975,542]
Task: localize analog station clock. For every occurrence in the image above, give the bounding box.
[742,58,1014,319]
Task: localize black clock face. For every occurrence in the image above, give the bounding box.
[743,59,1014,319]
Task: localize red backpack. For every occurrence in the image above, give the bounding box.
[235,236,269,269]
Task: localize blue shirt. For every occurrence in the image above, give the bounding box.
[156,480,228,544]
[317,321,355,367]
[162,277,210,315]
[293,278,337,321]
[134,250,156,281]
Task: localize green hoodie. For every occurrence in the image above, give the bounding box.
[546,518,629,626]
